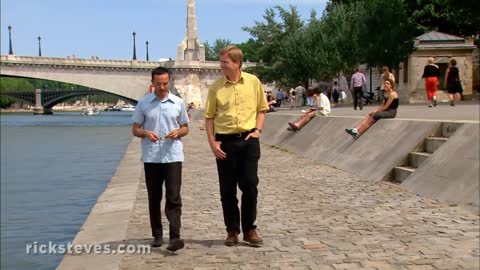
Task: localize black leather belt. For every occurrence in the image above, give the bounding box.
[215,129,255,140]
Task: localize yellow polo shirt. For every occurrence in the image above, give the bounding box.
[204,71,269,134]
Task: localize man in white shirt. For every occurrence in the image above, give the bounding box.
[287,87,331,131]
[350,66,367,110]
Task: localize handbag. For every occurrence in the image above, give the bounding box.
[457,80,463,93]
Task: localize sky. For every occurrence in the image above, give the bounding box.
[1,0,327,61]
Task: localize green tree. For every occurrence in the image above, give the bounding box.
[357,0,416,68]
[204,38,232,61]
[404,0,480,38]
[236,38,261,62]
[242,5,305,84]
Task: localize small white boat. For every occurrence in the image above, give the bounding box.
[81,107,100,115]
[120,104,135,112]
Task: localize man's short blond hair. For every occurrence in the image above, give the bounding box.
[220,45,243,68]
[427,57,435,64]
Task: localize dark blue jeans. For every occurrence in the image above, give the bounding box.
[144,162,182,240]
[215,134,260,234]
[353,86,363,110]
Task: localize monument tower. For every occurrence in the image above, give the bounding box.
[177,0,205,61]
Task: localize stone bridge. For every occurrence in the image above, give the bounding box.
[0,55,227,107]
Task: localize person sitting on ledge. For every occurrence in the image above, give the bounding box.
[287,87,331,131]
[345,78,398,140]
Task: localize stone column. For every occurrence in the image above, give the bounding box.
[33,89,43,114]
[32,89,52,114]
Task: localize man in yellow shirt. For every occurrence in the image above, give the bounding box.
[204,45,269,247]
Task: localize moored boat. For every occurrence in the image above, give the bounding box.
[81,107,100,115]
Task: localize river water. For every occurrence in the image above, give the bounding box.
[0,111,134,270]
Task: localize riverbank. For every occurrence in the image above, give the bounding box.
[56,137,143,270]
[57,113,478,269]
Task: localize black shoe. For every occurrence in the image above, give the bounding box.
[433,99,437,107]
[166,239,184,252]
[150,237,163,248]
[345,128,358,140]
[288,122,299,131]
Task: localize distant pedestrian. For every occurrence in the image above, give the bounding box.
[444,58,462,106]
[339,89,347,104]
[132,66,189,252]
[275,90,285,107]
[345,78,398,139]
[422,57,440,107]
[204,45,269,247]
[332,81,340,105]
[350,66,367,110]
[295,83,306,108]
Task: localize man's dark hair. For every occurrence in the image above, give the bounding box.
[151,66,170,80]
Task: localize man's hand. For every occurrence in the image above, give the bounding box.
[144,130,161,142]
[166,128,182,139]
[245,129,261,140]
[210,141,227,160]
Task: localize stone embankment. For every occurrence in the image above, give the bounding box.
[58,106,479,270]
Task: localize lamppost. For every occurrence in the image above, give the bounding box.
[8,25,14,55]
[38,36,42,57]
[132,32,137,60]
[146,41,149,61]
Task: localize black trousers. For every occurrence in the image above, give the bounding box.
[144,162,182,240]
[353,86,363,110]
[215,134,260,234]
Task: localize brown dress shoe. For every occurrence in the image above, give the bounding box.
[224,231,239,246]
[243,229,263,247]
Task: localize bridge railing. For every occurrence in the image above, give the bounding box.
[0,55,257,70]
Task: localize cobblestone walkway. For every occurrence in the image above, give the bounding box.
[119,121,479,270]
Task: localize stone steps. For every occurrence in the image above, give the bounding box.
[391,122,462,183]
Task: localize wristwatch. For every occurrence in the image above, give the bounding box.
[254,128,262,133]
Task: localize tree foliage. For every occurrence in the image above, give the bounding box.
[404,0,480,38]
[231,0,478,88]
[204,38,232,61]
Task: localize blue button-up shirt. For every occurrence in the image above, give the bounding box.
[132,92,189,163]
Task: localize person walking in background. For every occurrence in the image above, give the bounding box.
[332,81,340,106]
[287,87,331,131]
[289,87,296,106]
[204,45,269,247]
[132,66,189,252]
[345,78,398,140]
[444,58,462,106]
[275,89,285,108]
[350,66,367,110]
[295,83,306,108]
[422,57,440,107]
[379,66,395,101]
[339,89,347,104]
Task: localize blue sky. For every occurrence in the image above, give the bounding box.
[1,0,326,61]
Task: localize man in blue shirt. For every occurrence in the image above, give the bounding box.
[132,67,189,252]
[275,90,285,108]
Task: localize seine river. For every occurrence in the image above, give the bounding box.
[0,111,134,270]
